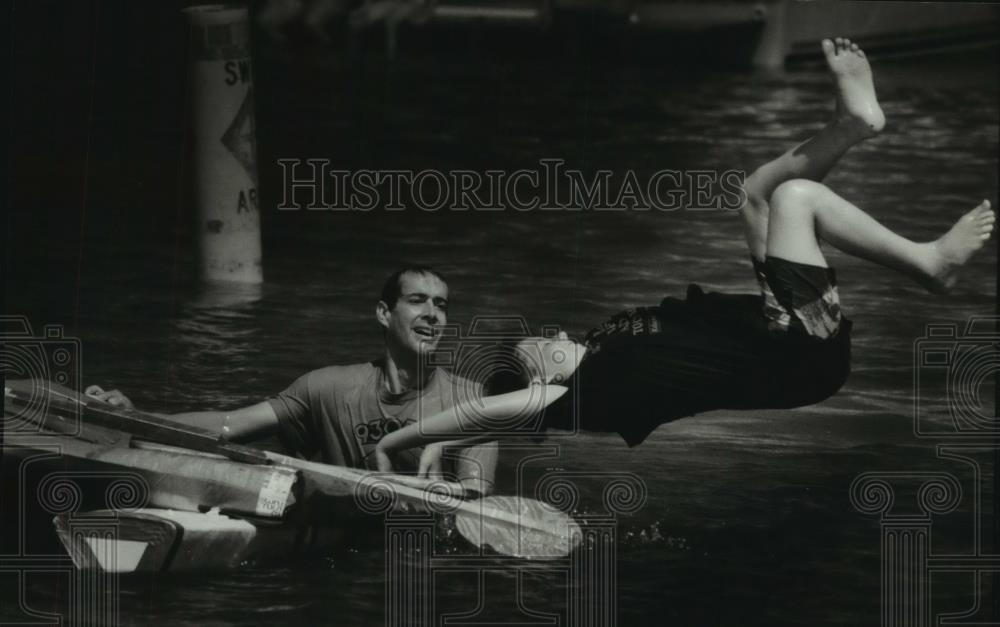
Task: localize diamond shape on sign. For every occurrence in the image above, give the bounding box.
[220,88,257,180]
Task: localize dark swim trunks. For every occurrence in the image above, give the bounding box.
[543,256,852,446]
[753,256,843,340]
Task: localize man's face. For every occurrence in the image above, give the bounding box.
[378,272,449,358]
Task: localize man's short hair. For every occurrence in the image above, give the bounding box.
[380,266,447,309]
[483,339,532,395]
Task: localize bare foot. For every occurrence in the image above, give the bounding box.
[925,200,995,294]
[822,38,886,137]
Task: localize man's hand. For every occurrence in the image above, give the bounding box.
[84,385,134,409]
[374,444,394,473]
[417,443,445,479]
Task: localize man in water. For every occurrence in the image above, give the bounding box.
[88,266,498,495]
[373,38,995,470]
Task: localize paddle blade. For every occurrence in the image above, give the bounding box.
[454,496,581,559]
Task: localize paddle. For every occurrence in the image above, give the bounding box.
[5,379,581,559]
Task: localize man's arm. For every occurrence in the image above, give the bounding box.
[168,402,279,442]
[449,440,499,496]
[376,385,567,469]
[83,385,278,442]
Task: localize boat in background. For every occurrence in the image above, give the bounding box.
[267,0,999,67]
[759,0,1000,67]
[560,0,1000,67]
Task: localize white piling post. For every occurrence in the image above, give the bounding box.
[184,4,263,284]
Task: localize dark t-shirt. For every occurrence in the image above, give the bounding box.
[542,284,852,446]
[267,362,498,494]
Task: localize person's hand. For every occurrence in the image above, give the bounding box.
[84,385,134,409]
[374,444,394,473]
[417,443,445,479]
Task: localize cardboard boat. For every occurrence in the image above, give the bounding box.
[3,379,581,572]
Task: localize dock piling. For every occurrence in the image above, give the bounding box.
[184,4,263,284]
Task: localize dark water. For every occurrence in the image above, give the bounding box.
[4,30,998,627]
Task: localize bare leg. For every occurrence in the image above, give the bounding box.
[741,38,885,260]
[767,179,995,293]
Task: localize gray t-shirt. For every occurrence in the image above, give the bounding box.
[268,361,497,494]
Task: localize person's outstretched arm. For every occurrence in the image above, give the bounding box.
[84,385,278,442]
[374,384,567,471]
[167,402,279,442]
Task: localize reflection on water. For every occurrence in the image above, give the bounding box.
[167,282,265,407]
[4,44,997,626]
